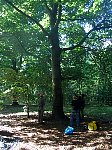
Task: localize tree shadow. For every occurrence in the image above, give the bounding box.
[0,113,112,149]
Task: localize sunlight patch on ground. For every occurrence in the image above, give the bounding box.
[0,126,13,132]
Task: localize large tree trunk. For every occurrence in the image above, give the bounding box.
[50,29,65,120]
[51,48,65,119]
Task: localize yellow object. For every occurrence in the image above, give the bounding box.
[88,121,97,131]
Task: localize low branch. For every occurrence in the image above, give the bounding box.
[61,29,93,51]
[61,25,112,51]
[4,0,49,37]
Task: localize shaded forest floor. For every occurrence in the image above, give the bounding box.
[0,112,112,150]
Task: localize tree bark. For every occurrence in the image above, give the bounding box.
[50,28,65,120]
[51,48,65,119]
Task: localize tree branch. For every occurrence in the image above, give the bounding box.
[44,1,52,16]
[61,29,93,51]
[4,0,49,37]
[61,15,112,51]
[54,0,62,28]
[61,25,112,51]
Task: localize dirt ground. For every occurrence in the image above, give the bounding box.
[0,112,112,150]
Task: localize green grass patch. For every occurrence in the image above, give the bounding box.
[0,104,112,121]
[85,105,112,115]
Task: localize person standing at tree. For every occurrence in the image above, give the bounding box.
[80,94,85,121]
[70,94,81,127]
[12,94,19,106]
[38,93,45,123]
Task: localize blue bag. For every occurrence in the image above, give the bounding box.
[64,126,74,135]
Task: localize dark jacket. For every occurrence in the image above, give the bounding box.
[80,95,85,109]
[71,99,81,110]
